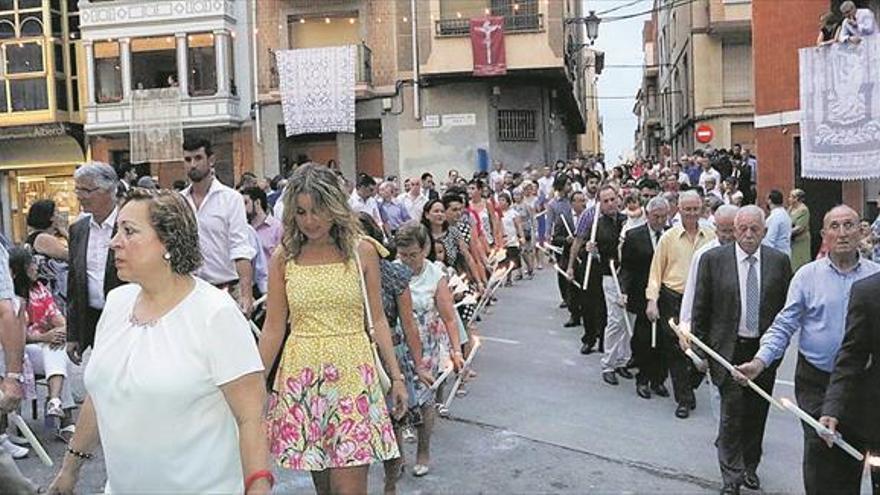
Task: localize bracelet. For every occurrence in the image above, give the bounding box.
[244,469,274,492]
[66,447,93,460]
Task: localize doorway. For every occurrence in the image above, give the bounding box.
[794,137,842,257]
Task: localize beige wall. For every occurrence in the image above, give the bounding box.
[288,18,361,48]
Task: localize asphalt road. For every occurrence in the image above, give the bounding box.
[13,269,870,493]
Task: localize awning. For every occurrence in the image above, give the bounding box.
[0,135,85,170]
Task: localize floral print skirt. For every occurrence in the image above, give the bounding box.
[266,332,400,471]
[410,310,451,408]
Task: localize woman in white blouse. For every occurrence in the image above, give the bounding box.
[48,189,271,494]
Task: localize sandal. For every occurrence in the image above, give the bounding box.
[56,425,75,444]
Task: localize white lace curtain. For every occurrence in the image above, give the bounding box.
[130,88,184,164]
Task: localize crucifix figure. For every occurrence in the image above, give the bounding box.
[475,19,501,65]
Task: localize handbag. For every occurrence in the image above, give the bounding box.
[353,249,393,393]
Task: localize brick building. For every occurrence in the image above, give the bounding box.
[753,0,880,254]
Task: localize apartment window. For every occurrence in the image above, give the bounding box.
[498,110,536,141]
[10,78,47,110]
[19,15,42,36]
[94,40,122,103]
[722,41,752,103]
[187,32,216,96]
[436,0,540,35]
[55,76,66,110]
[131,36,177,90]
[6,41,42,72]
[18,0,42,8]
[0,0,12,11]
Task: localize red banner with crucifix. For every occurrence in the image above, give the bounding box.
[470,16,507,76]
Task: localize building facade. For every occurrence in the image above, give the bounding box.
[253,0,590,181]
[634,17,661,160]
[0,0,84,241]
[653,0,754,158]
[753,0,880,254]
[78,0,254,188]
[577,48,603,157]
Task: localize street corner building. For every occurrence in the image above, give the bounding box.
[253,0,601,182]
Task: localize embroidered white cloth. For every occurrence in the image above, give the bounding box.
[276,45,356,137]
[799,36,880,180]
[129,88,183,164]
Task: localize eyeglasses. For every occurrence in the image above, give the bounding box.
[74,186,101,196]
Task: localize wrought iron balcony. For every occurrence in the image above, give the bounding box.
[434,13,543,37]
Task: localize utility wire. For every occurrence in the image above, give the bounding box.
[603,0,700,23]
[595,0,649,16]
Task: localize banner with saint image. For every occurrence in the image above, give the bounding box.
[130,88,184,164]
[799,36,880,180]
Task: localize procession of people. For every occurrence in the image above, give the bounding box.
[0,141,878,495]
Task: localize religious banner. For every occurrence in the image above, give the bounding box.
[470,16,507,77]
[130,88,183,164]
[799,36,880,180]
[276,45,356,137]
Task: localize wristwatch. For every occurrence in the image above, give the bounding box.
[4,372,25,384]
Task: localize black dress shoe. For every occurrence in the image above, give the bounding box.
[602,371,619,386]
[636,383,651,399]
[742,471,760,490]
[674,404,690,419]
[625,358,637,369]
[563,319,579,328]
[720,483,740,495]
[559,301,568,309]
[580,343,594,355]
[651,383,670,397]
[615,367,634,380]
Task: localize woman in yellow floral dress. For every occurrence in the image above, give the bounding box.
[259,163,408,494]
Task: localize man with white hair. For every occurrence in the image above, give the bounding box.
[645,190,716,419]
[401,176,428,221]
[838,0,877,44]
[736,205,880,494]
[689,205,792,494]
[67,162,125,364]
[377,181,411,237]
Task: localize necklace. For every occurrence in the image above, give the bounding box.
[129,312,161,328]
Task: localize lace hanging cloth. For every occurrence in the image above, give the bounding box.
[799,36,880,180]
[130,88,184,164]
[276,45,356,137]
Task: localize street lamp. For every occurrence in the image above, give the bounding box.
[584,11,600,45]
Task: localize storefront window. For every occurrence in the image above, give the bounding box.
[94,40,121,103]
[131,36,177,90]
[6,41,43,73]
[187,32,216,96]
[10,78,47,111]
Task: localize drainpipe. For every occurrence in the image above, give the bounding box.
[251,0,262,145]
[410,0,420,120]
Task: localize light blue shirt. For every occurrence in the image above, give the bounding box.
[755,256,880,373]
[245,225,269,294]
[763,207,792,256]
[839,8,877,42]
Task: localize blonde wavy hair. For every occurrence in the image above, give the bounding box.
[281,162,362,261]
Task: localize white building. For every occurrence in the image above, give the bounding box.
[79,0,254,185]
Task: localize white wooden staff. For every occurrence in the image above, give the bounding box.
[581,204,600,291]
[0,390,52,467]
[418,363,454,404]
[668,320,865,462]
[535,210,547,218]
[443,337,482,410]
[560,214,574,239]
[609,260,633,336]
[651,320,657,349]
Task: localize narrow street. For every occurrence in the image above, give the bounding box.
[17,269,810,493]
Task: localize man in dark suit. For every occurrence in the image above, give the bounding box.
[691,205,793,494]
[820,271,880,493]
[67,163,125,364]
[421,172,440,201]
[620,196,670,399]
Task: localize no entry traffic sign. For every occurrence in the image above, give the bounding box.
[696,124,714,144]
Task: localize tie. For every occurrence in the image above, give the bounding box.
[746,255,759,335]
[654,229,662,244]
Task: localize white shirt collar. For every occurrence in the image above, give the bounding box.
[90,206,118,230]
[735,243,761,265]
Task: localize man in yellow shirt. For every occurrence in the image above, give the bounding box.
[645,190,716,418]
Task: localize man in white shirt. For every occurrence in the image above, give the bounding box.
[762,189,792,256]
[489,161,508,191]
[698,158,722,196]
[537,165,555,200]
[839,0,877,43]
[401,176,428,221]
[181,138,255,315]
[67,162,125,363]
[348,174,383,228]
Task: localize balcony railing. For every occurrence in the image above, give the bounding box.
[435,13,543,37]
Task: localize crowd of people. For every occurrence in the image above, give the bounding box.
[0,138,878,495]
